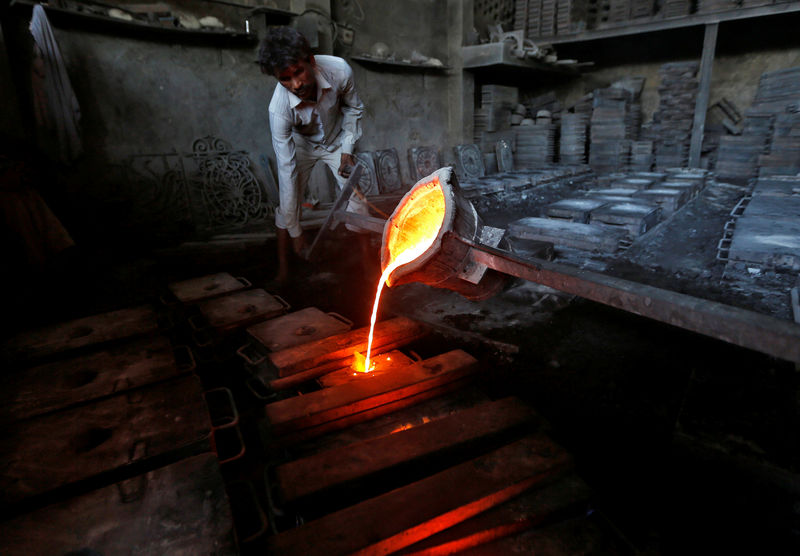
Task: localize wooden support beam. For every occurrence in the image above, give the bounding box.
[276,397,540,504]
[266,435,572,556]
[265,316,429,388]
[689,22,719,168]
[264,350,480,436]
[0,336,189,425]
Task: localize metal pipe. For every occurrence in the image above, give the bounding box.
[464,239,800,364]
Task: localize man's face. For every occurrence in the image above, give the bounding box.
[276,57,317,101]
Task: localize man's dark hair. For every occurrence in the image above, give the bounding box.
[257,27,312,75]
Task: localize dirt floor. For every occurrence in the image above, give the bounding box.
[4,170,799,555]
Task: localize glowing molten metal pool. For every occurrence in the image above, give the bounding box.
[353,177,447,373]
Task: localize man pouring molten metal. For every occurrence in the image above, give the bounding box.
[258,26,370,285]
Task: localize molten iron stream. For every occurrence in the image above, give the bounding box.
[356,178,446,373]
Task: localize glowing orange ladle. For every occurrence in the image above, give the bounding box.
[357,177,447,373]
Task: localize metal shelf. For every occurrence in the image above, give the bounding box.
[351,55,451,72]
[461,41,581,75]
[11,0,258,45]
[548,2,800,44]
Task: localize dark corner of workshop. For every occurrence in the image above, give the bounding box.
[1,1,799,555]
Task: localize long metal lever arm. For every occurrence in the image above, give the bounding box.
[466,239,800,365]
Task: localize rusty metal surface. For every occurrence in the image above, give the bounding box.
[245,307,352,352]
[0,375,211,510]
[3,305,160,364]
[168,272,249,303]
[0,335,187,425]
[0,454,237,555]
[466,240,800,364]
[197,289,288,331]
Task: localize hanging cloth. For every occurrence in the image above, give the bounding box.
[29,4,82,163]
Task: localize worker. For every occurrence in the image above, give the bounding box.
[258,26,369,286]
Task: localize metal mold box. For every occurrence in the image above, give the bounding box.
[196,289,289,333]
[167,272,250,304]
[245,307,353,352]
[589,203,661,236]
[545,198,608,223]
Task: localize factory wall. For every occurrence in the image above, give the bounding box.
[0,0,471,247]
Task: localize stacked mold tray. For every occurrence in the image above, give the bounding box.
[508,168,709,256]
[718,176,800,276]
[0,298,239,554]
[648,62,699,169]
[248,308,621,554]
[560,112,589,164]
[715,113,774,184]
[589,87,633,174]
[758,113,800,177]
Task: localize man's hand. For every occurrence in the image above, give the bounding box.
[338,153,356,178]
[291,233,308,256]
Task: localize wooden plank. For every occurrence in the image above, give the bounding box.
[264,350,479,435]
[2,305,159,364]
[316,350,415,388]
[0,335,187,425]
[268,316,428,378]
[0,375,211,510]
[0,453,237,556]
[398,473,592,555]
[246,307,352,352]
[167,272,248,304]
[276,397,540,504]
[266,435,573,556]
[689,22,719,167]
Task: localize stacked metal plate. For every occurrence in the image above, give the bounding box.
[607,0,630,23]
[696,0,739,13]
[752,66,800,114]
[481,85,519,133]
[758,114,800,177]
[660,0,692,17]
[589,139,631,174]
[560,113,589,164]
[540,0,558,38]
[715,113,773,183]
[629,140,654,171]
[589,88,632,173]
[518,0,543,38]
[652,61,699,169]
[630,0,654,18]
[715,135,770,183]
[515,123,556,168]
[557,0,572,35]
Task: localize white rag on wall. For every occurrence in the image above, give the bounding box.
[29,4,82,163]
